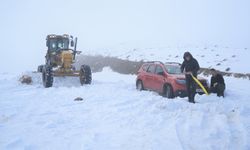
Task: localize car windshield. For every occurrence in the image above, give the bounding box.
[165,65,182,74]
[48,38,69,51]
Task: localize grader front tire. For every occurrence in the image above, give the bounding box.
[42,66,53,88]
[80,65,92,85]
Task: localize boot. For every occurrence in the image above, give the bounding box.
[188,96,195,103]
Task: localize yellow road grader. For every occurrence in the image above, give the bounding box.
[38,34,92,88]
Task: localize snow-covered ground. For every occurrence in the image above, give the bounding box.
[0,68,249,150]
[84,45,250,74]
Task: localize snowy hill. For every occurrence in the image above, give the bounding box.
[83,45,250,74]
[0,68,250,149]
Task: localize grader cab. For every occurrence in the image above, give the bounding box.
[38,34,92,88]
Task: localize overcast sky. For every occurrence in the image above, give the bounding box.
[0,0,249,72]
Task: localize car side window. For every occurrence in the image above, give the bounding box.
[147,64,156,73]
[142,64,149,71]
[155,65,164,75]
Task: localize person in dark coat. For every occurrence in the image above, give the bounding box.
[210,69,225,97]
[181,52,200,103]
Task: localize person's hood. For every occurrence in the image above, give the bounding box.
[183,52,193,60]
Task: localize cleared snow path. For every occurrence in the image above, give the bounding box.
[0,68,249,150]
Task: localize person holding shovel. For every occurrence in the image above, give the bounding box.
[181,52,200,103]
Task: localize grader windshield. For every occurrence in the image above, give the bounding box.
[48,38,69,51]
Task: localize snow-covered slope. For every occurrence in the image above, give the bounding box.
[84,45,250,74]
[0,68,250,150]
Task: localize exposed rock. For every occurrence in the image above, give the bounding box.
[233,73,248,79]
[19,75,32,84]
[74,97,83,101]
[247,74,250,80]
[225,68,230,72]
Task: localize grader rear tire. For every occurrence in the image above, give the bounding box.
[42,66,53,88]
[37,65,44,73]
[80,65,92,85]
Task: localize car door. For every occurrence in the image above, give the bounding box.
[154,65,165,92]
[144,64,156,90]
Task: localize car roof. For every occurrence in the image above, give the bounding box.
[165,62,181,65]
[144,61,164,65]
[143,61,181,66]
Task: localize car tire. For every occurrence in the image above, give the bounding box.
[164,84,174,99]
[136,80,144,91]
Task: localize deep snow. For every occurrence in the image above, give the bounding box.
[0,68,250,150]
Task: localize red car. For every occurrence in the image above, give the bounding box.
[136,61,208,98]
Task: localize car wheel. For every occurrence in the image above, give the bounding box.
[136,80,144,91]
[164,85,174,98]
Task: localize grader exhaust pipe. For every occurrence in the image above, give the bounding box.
[73,37,78,60]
